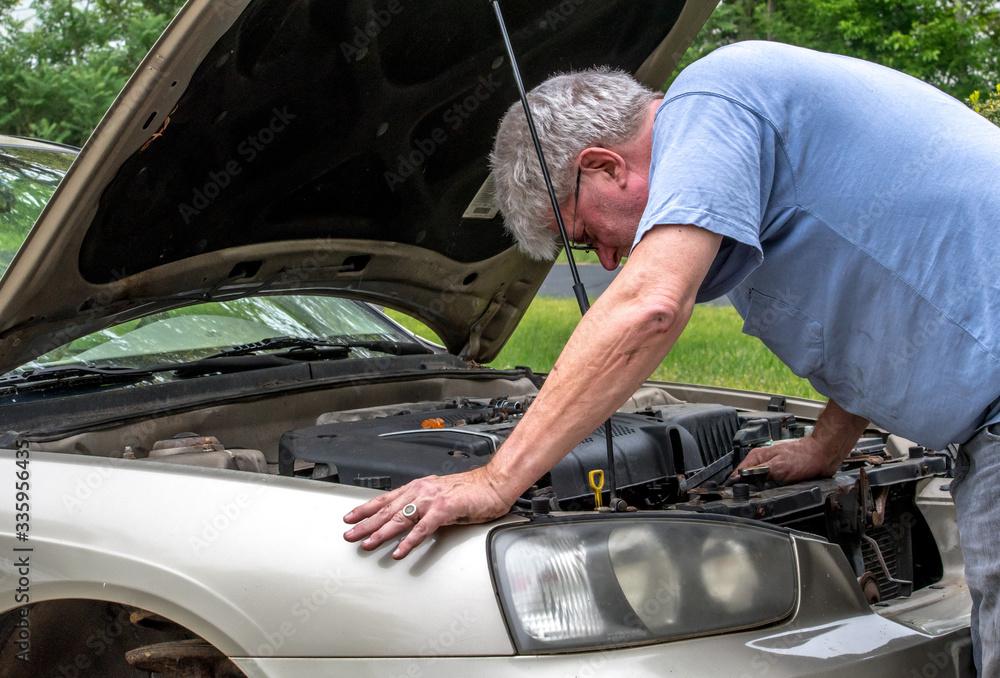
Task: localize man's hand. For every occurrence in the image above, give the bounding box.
[736,436,845,483]
[343,466,514,560]
[735,399,869,484]
[342,223,722,559]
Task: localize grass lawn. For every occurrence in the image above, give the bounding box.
[555,250,602,265]
[386,298,823,400]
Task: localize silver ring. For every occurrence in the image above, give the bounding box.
[402,503,420,523]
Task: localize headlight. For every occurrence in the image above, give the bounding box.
[490,514,797,653]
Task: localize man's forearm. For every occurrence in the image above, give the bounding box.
[342,225,722,558]
[485,276,692,503]
[486,225,723,504]
[808,398,870,472]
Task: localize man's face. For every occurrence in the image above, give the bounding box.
[551,166,647,271]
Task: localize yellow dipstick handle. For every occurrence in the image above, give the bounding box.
[588,469,605,509]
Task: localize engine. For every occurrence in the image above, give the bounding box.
[278,397,743,505]
[276,395,949,603]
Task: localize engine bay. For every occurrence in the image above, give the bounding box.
[278,397,746,504]
[269,393,949,604]
[21,371,951,608]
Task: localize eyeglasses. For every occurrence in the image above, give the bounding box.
[567,167,594,254]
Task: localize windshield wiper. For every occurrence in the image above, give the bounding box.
[0,355,310,391]
[206,336,432,359]
[0,337,432,393]
[0,365,152,389]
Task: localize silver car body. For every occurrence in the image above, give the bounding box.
[0,380,972,676]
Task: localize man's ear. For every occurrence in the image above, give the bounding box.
[578,147,628,188]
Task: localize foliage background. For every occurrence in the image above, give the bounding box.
[0,0,184,145]
[968,83,1000,124]
[671,0,1000,99]
[1,0,1000,146]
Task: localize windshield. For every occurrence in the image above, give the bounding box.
[0,141,422,382]
[0,141,76,279]
[10,295,416,374]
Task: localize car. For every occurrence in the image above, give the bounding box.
[0,1,974,676]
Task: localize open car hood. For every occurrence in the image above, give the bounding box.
[0,0,715,373]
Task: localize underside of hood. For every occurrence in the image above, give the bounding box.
[0,0,714,373]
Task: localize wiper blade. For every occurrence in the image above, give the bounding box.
[0,354,317,391]
[0,337,433,393]
[0,365,156,390]
[208,336,432,359]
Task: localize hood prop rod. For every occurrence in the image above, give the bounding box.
[490,1,621,509]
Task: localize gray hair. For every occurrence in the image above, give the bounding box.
[489,67,661,260]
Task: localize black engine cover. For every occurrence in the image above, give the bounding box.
[279,402,740,503]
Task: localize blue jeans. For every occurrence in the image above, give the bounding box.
[953,423,1000,677]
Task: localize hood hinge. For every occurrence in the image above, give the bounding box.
[460,290,507,360]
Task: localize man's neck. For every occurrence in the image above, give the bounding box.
[617,99,661,181]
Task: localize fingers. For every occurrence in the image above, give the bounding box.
[343,494,439,559]
[343,489,399,525]
[391,515,437,559]
[360,507,422,551]
[735,446,779,471]
[342,477,439,558]
[735,443,812,483]
[343,495,408,542]
[341,468,515,559]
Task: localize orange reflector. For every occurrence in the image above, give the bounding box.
[421,418,446,429]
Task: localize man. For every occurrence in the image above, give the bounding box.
[345,41,1000,675]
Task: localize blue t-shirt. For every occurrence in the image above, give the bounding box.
[634,41,1000,449]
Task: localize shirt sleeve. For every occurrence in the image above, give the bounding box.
[632,92,778,302]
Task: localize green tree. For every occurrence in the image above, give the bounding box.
[0,0,184,146]
[968,85,1000,125]
[674,0,1000,99]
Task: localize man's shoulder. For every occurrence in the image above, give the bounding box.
[701,40,809,65]
[661,42,828,128]
[664,41,950,126]
[674,41,945,95]
[664,42,829,115]
[670,41,812,88]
